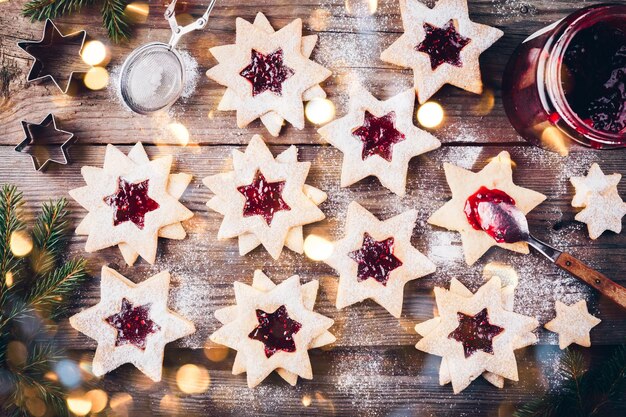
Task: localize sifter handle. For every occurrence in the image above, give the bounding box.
[165,0,217,48]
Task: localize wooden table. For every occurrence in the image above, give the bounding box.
[1,0,625,415]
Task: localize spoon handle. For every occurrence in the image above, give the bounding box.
[556,252,626,309]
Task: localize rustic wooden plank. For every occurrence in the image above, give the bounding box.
[64,344,626,416]
[2,143,625,348]
[0,0,611,147]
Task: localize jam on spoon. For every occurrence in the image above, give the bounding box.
[104,177,160,230]
[348,233,403,286]
[237,171,291,226]
[105,298,161,350]
[464,186,518,243]
[448,308,505,358]
[239,48,295,97]
[248,305,302,358]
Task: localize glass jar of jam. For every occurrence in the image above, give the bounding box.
[502,4,626,151]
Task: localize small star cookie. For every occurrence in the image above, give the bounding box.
[415,276,538,393]
[69,143,193,265]
[428,151,546,265]
[570,163,626,239]
[206,13,332,135]
[323,202,436,318]
[317,84,441,196]
[69,266,195,382]
[203,135,326,259]
[380,0,503,103]
[544,300,601,349]
[210,271,335,388]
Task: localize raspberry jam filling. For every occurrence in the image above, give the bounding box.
[352,111,406,162]
[448,308,505,358]
[464,186,516,243]
[416,19,472,70]
[105,298,161,350]
[239,48,295,97]
[104,177,160,230]
[237,171,291,226]
[348,233,403,286]
[562,21,626,134]
[248,305,302,358]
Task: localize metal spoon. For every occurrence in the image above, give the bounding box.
[477,201,626,309]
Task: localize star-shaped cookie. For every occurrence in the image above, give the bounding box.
[203,135,326,259]
[210,271,335,387]
[428,151,546,265]
[415,276,538,393]
[544,300,601,349]
[570,163,626,239]
[69,266,195,382]
[415,276,537,389]
[323,202,436,318]
[206,13,331,135]
[380,0,503,103]
[317,84,441,196]
[69,143,193,265]
[215,13,327,136]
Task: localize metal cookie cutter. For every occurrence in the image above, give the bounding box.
[17,19,87,94]
[15,113,77,172]
[119,0,217,114]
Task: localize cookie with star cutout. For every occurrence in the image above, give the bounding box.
[206,13,331,136]
[69,267,195,382]
[415,276,538,393]
[428,151,546,266]
[203,135,326,259]
[210,271,335,388]
[380,0,503,103]
[69,144,193,265]
[570,163,626,239]
[318,84,441,196]
[323,202,436,317]
[416,276,537,389]
[544,300,601,349]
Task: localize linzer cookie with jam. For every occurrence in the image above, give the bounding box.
[415,276,538,393]
[69,143,193,265]
[210,271,335,388]
[203,135,326,259]
[318,84,441,196]
[69,267,196,382]
[206,12,331,136]
[323,202,436,318]
[428,151,546,265]
[380,0,503,103]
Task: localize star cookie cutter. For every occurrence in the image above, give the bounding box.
[15,113,76,171]
[17,19,87,94]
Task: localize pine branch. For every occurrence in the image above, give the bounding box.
[101,0,131,43]
[22,0,92,22]
[0,185,24,280]
[31,199,69,276]
[27,259,88,320]
[588,345,626,415]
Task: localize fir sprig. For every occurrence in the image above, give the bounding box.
[515,346,626,417]
[22,0,132,43]
[0,186,89,417]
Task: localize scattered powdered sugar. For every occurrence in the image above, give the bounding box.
[490,0,538,23]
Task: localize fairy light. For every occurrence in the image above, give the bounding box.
[10,231,33,257]
[176,364,210,394]
[168,122,190,146]
[125,2,150,23]
[54,359,82,388]
[368,0,378,14]
[483,262,519,289]
[84,67,109,90]
[417,102,445,128]
[85,389,108,413]
[67,394,91,416]
[303,234,334,261]
[204,345,229,362]
[25,398,46,417]
[5,272,13,287]
[81,41,107,66]
[302,395,312,407]
[305,98,336,125]
[109,393,133,410]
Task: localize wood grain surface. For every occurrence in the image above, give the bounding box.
[1,0,625,416]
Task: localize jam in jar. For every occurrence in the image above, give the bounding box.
[502,4,626,151]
